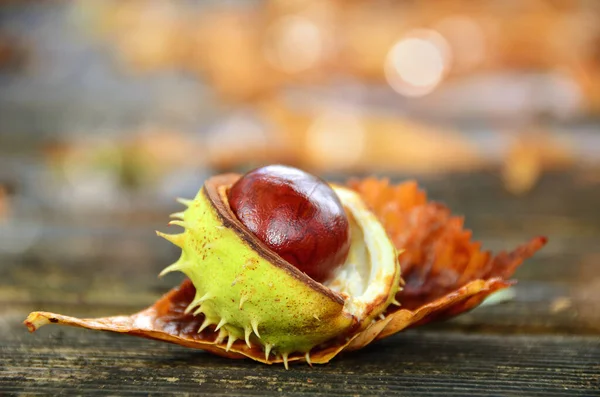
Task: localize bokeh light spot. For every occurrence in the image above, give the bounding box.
[385,29,451,97]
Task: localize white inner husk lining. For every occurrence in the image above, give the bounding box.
[324,186,399,321]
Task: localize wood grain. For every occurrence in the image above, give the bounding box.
[2,330,598,396]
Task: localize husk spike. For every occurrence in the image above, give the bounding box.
[155,231,185,248]
[197,318,212,333]
[168,220,187,228]
[244,326,252,348]
[251,318,261,339]
[226,335,237,352]
[176,197,193,207]
[169,211,185,220]
[282,353,289,370]
[215,318,227,331]
[305,352,312,367]
[264,343,273,361]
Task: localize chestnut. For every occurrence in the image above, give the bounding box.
[228,165,351,282]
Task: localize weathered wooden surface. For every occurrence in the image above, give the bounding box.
[1,170,600,396]
[2,330,599,396]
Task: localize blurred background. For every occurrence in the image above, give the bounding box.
[1,0,599,326]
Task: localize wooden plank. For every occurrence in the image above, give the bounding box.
[2,330,598,396]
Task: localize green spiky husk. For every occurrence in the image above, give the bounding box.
[159,175,357,358]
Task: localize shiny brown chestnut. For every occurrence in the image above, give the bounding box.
[228,164,351,282]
